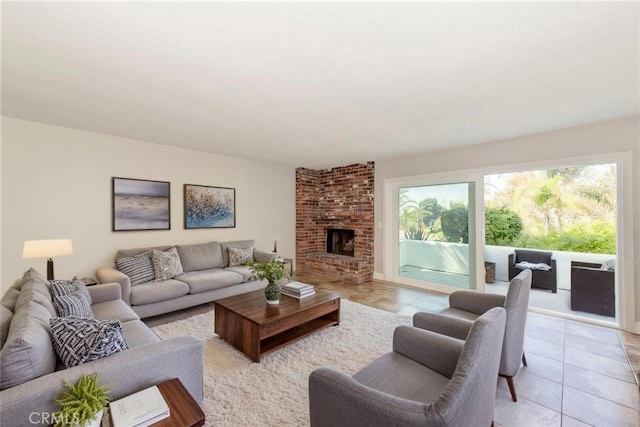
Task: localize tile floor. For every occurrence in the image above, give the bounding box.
[144,272,640,426]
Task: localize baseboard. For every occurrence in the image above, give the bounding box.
[373,272,385,281]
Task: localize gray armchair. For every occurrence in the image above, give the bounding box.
[309,307,506,427]
[413,269,532,402]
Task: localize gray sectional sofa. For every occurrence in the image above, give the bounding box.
[96,240,269,318]
[0,269,203,427]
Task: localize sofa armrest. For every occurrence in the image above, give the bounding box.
[309,367,428,427]
[449,291,505,315]
[88,282,122,304]
[96,267,131,305]
[413,312,473,340]
[393,325,464,378]
[0,336,203,427]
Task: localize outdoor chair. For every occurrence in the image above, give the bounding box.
[413,269,532,402]
[570,261,615,317]
[309,308,506,427]
[509,249,557,292]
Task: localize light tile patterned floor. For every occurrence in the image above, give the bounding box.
[144,272,640,426]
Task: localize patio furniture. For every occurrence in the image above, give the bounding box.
[509,249,557,293]
[570,261,615,317]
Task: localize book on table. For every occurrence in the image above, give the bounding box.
[283,281,314,293]
[109,385,170,427]
[282,289,316,299]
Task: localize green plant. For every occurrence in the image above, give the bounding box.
[248,261,289,284]
[54,373,110,427]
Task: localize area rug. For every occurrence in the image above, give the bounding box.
[151,300,412,426]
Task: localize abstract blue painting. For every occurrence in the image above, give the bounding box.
[184,184,235,229]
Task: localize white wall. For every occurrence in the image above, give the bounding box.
[375,116,639,325]
[1,117,296,293]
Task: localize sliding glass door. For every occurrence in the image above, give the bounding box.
[386,175,483,293]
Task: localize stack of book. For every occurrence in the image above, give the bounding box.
[282,281,315,299]
[109,385,170,427]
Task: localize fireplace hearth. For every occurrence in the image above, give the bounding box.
[326,228,355,257]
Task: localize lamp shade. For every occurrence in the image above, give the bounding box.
[22,239,73,259]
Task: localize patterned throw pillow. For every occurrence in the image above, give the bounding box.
[253,249,277,263]
[54,293,94,318]
[50,277,92,305]
[115,252,155,285]
[151,247,184,281]
[229,247,254,267]
[50,317,128,368]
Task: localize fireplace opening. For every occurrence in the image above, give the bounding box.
[326,228,355,257]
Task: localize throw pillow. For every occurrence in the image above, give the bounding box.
[115,252,155,285]
[229,247,254,267]
[50,277,93,305]
[54,293,94,318]
[151,247,184,281]
[253,249,277,263]
[601,259,616,271]
[50,317,128,368]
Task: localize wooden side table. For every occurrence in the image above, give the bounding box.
[107,379,204,427]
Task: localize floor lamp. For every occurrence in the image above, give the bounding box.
[22,239,73,280]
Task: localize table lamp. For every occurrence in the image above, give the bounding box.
[22,239,73,280]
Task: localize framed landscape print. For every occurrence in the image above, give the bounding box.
[184,184,236,229]
[112,177,170,231]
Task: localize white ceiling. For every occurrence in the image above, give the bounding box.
[2,2,638,169]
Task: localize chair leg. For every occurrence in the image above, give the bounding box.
[522,353,527,367]
[500,374,518,402]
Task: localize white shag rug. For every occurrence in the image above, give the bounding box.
[151,299,412,426]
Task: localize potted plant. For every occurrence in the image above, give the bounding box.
[248,261,289,305]
[53,373,110,427]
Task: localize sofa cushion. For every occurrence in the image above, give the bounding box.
[91,300,139,323]
[0,305,13,348]
[177,269,244,294]
[115,252,155,285]
[229,247,254,267]
[21,268,48,287]
[225,266,253,282]
[50,277,93,305]
[50,317,128,368]
[15,287,57,318]
[54,293,94,318]
[0,301,56,390]
[0,288,20,312]
[120,320,161,347]
[130,279,190,305]
[221,240,255,267]
[177,242,224,272]
[253,249,277,263]
[151,247,184,281]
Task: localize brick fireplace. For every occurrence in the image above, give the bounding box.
[295,162,374,284]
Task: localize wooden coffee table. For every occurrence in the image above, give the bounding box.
[214,289,340,362]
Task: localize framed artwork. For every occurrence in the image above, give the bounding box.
[184,184,236,229]
[112,177,170,231]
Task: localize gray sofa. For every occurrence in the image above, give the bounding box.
[0,269,203,427]
[96,240,269,318]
